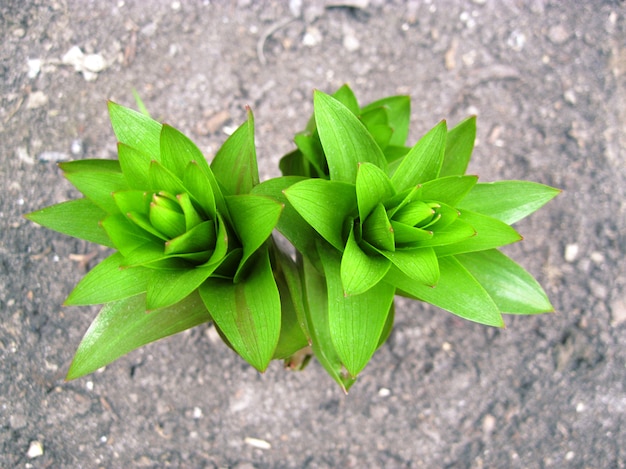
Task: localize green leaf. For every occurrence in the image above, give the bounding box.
[391,120,447,190]
[149,199,186,239]
[356,162,395,221]
[390,221,434,245]
[25,198,113,247]
[146,265,218,310]
[160,124,211,177]
[440,116,476,177]
[284,179,357,251]
[332,84,360,115]
[65,252,150,305]
[319,242,396,377]
[66,291,211,380]
[418,175,478,206]
[176,192,204,231]
[301,248,356,392]
[389,256,504,327]
[211,108,258,195]
[60,160,128,214]
[433,209,522,256]
[457,181,561,224]
[361,95,411,147]
[341,225,391,295]
[132,88,150,117]
[361,203,394,252]
[391,200,434,226]
[113,190,152,216]
[314,90,387,183]
[455,249,554,314]
[117,143,151,189]
[382,247,439,287]
[225,194,283,280]
[199,247,280,372]
[148,160,186,195]
[294,133,327,177]
[183,161,219,219]
[108,101,162,159]
[164,220,216,256]
[101,213,159,255]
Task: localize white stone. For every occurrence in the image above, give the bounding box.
[244,437,271,450]
[27,441,43,459]
[564,244,579,262]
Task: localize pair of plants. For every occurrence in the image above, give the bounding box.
[26,85,559,391]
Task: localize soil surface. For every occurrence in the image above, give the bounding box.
[2,1,625,468]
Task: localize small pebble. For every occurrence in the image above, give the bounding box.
[16,146,35,165]
[590,251,604,264]
[575,402,585,413]
[27,441,44,459]
[482,414,496,434]
[564,244,579,262]
[192,406,203,419]
[26,91,48,109]
[564,89,577,105]
[548,24,570,45]
[27,59,41,79]
[244,437,271,450]
[610,297,626,327]
[13,28,26,37]
[70,139,84,156]
[378,387,391,397]
[565,451,575,461]
[303,27,322,47]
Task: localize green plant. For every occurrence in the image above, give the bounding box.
[26,85,559,391]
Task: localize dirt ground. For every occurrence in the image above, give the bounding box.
[1,1,625,467]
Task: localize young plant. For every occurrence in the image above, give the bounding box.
[26,85,559,391]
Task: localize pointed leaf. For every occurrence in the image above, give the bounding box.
[361,95,411,146]
[160,123,211,176]
[319,242,396,377]
[457,181,561,224]
[455,249,554,314]
[388,256,504,327]
[341,225,391,295]
[25,198,113,247]
[65,252,149,305]
[440,116,476,177]
[284,179,357,251]
[356,162,395,221]
[434,209,522,256]
[332,84,360,115]
[390,221,434,245]
[108,101,162,159]
[148,160,186,194]
[418,175,478,206]
[147,265,218,310]
[382,247,439,286]
[391,120,447,190]
[183,161,218,219]
[210,108,258,195]
[314,90,386,183]
[361,203,394,252]
[101,213,159,254]
[164,220,216,256]
[199,247,280,372]
[66,291,211,380]
[113,190,151,216]
[117,143,151,189]
[225,194,283,279]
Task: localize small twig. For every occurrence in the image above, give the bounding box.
[257,17,297,66]
[4,96,24,124]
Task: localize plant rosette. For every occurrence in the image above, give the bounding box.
[26,85,559,391]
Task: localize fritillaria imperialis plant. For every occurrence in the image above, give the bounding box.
[26,85,559,391]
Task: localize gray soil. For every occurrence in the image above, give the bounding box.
[2,1,625,468]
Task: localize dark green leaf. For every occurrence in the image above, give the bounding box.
[457,181,561,224]
[199,247,280,372]
[388,256,504,327]
[108,101,162,159]
[183,161,218,219]
[65,252,149,305]
[455,249,554,314]
[314,90,386,183]
[440,116,476,177]
[211,108,258,195]
[66,291,211,380]
[25,198,113,247]
[284,179,357,251]
[391,120,447,191]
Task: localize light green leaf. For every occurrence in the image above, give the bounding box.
[391,120,447,190]
[319,242,396,377]
[148,160,186,195]
[301,248,356,392]
[418,175,478,206]
[65,252,149,305]
[362,203,394,252]
[361,95,411,147]
[147,264,218,310]
[389,256,504,327]
[211,108,258,195]
[332,84,360,115]
[112,190,151,216]
[183,161,218,219]
[382,247,439,286]
[356,162,395,221]
[164,220,216,256]
[199,247,280,372]
[457,181,561,224]
[25,198,113,247]
[108,101,162,159]
[101,213,160,255]
[225,194,283,280]
[160,124,211,177]
[176,192,203,231]
[341,225,391,295]
[284,179,357,251]
[314,90,386,183]
[455,249,554,314]
[390,221,434,245]
[117,143,151,189]
[149,202,186,239]
[440,116,476,177]
[66,291,211,380]
[433,209,522,256]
